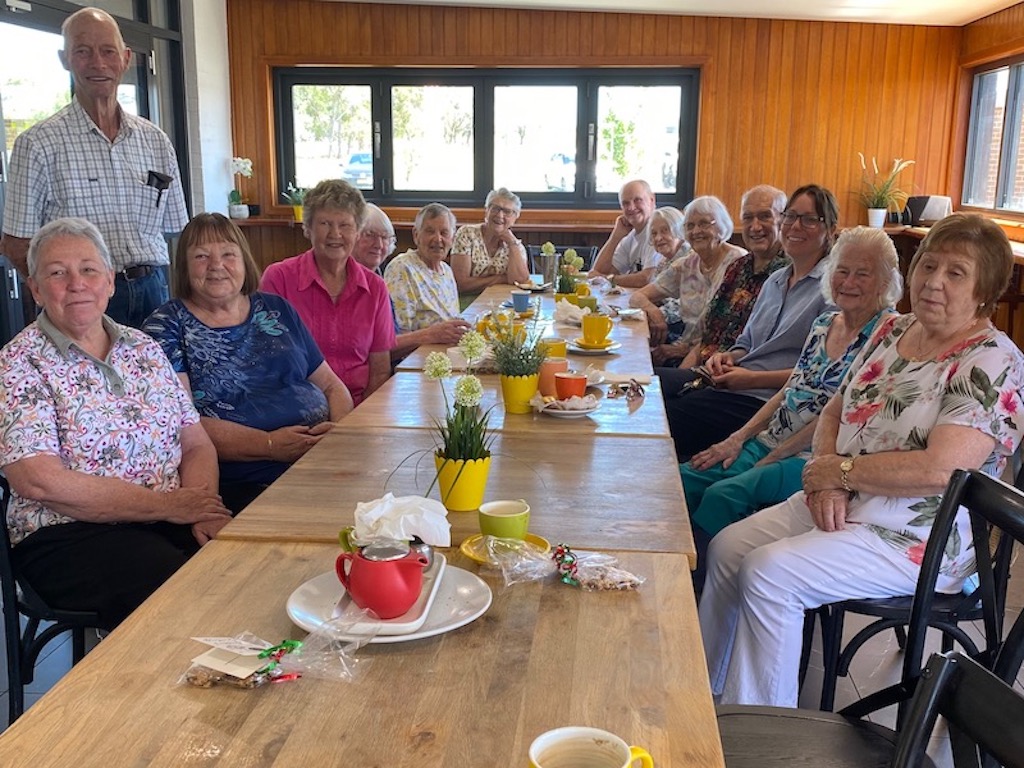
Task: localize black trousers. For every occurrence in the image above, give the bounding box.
[13,521,200,630]
[662,385,765,462]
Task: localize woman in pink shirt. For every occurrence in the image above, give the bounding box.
[260,180,395,405]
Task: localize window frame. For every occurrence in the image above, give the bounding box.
[273,66,700,210]
[962,55,1024,215]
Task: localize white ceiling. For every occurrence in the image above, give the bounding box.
[336,0,1019,27]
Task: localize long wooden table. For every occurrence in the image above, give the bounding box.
[218,425,692,558]
[0,540,723,766]
[337,371,669,438]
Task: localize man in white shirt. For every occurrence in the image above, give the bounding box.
[590,179,659,288]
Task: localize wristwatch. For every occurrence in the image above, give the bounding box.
[839,456,856,493]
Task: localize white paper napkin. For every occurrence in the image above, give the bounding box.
[554,299,591,325]
[353,493,451,546]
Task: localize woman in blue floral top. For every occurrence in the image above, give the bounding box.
[700,214,1024,708]
[682,227,903,586]
[145,214,353,513]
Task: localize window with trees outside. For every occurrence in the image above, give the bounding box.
[273,68,699,209]
[963,59,1024,214]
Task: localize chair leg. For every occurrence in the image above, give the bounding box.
[799,610,816,688]
[894,625,908,650]
[819,606,846,711]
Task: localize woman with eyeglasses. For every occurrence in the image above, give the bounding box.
[629,199,745,367]
[260,180,395,405]
[450,187,531,301]
[353,203,471,359]
[664,184,839,461]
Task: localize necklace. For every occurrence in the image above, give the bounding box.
[907,316,981,362]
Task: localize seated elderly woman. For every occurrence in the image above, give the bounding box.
[0,218,231,630]
[700,213,1024,708]
[260,179,395,405]
[450,187,530,300]
[384,203,471,353]
[630,198,745,367]
[144,214,353,514]
[682,226,902,588]
[353,203,470,359]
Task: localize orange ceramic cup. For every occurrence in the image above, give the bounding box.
[555,371,588,400]
[539,357,570,397]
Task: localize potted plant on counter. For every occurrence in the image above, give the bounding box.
[491,318,547,415]
[424,332,495,512]
[858,152,914,228]
[281,183,308,223]
[228,156,253,219]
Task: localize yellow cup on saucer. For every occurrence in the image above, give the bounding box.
[582,314,613,346]
[539,337,568,357]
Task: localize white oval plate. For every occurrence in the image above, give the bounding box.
[541,403,601,419]
[287,563,492,643]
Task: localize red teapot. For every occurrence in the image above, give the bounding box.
[335,540,429,619]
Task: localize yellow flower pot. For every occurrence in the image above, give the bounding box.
[500,373,539,415]
[554,292,579,306]
[434,454,491,512]
[292,205,304,223]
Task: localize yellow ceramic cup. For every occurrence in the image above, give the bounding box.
[478,499,530,540]
[582,313,613,345]
[575,282,591,297]
[539,337,568,358]
[528,727,654,768]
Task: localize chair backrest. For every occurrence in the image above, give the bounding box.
[893,651,1024,768]
[902,470,1024,690]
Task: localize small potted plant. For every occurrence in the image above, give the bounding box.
[858,152,914,227]
[554,248,586,304]
[424,332,496,512]
[281,183,308,223]
[491,318,547,414]
[228,156,253,219]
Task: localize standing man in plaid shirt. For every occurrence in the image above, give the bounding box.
[0,6,187,328]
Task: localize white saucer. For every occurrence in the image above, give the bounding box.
[568,341,621,355]
[286,560,491,643]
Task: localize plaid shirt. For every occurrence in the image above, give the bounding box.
[2,100,188,270]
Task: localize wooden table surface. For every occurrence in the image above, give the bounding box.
[0,540,723,767]
[338,371,669,438]
[218,425,694,560]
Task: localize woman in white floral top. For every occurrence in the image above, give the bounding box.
[700,213,1024,708]
[450,187,530,301]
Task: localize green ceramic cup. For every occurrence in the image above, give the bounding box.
[478,500,530,540]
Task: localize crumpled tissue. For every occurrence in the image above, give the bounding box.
[353,493,451,546]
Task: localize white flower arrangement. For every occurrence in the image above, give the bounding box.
[229,156,253,205]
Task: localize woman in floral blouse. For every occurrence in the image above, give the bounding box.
[700,213,1024,708]
[682,227,902,589]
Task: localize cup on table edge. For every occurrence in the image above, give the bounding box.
[511,289,532,313]
[478,499,530,540]
[582,313,613,345]
[538,357,570,397]
[528,726,654,768]
[540,337,568,358]
[554,371,588,400]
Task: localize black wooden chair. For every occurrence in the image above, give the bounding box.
[805,458,1022,711]
[524,244,598,273]
[0,475,101,724]
[717,469,1024,767]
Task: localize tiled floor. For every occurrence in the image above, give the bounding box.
[1,552,1022,766]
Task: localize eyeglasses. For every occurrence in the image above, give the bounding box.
[608,379,645,402]
[781,211,825,228]
[488,205,518,217]
[684,218,717,232]
[360,230,393,242]
[741,211,778,225]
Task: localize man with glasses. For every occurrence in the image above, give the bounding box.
[0,7,187,328]
[664,184,838,461]
[591,179,660,288]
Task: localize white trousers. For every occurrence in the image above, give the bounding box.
[698,493,921,707]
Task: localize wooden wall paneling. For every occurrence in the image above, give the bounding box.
[962,2,1024,64]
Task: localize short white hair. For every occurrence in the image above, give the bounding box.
[485,187,522,214]
[821,226,903,309]
[362,203,396,257]
[28,217,113,277]
[683,195,733,243]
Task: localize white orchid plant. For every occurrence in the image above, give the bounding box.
[424,331,495,461]
[229,156,253,205]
